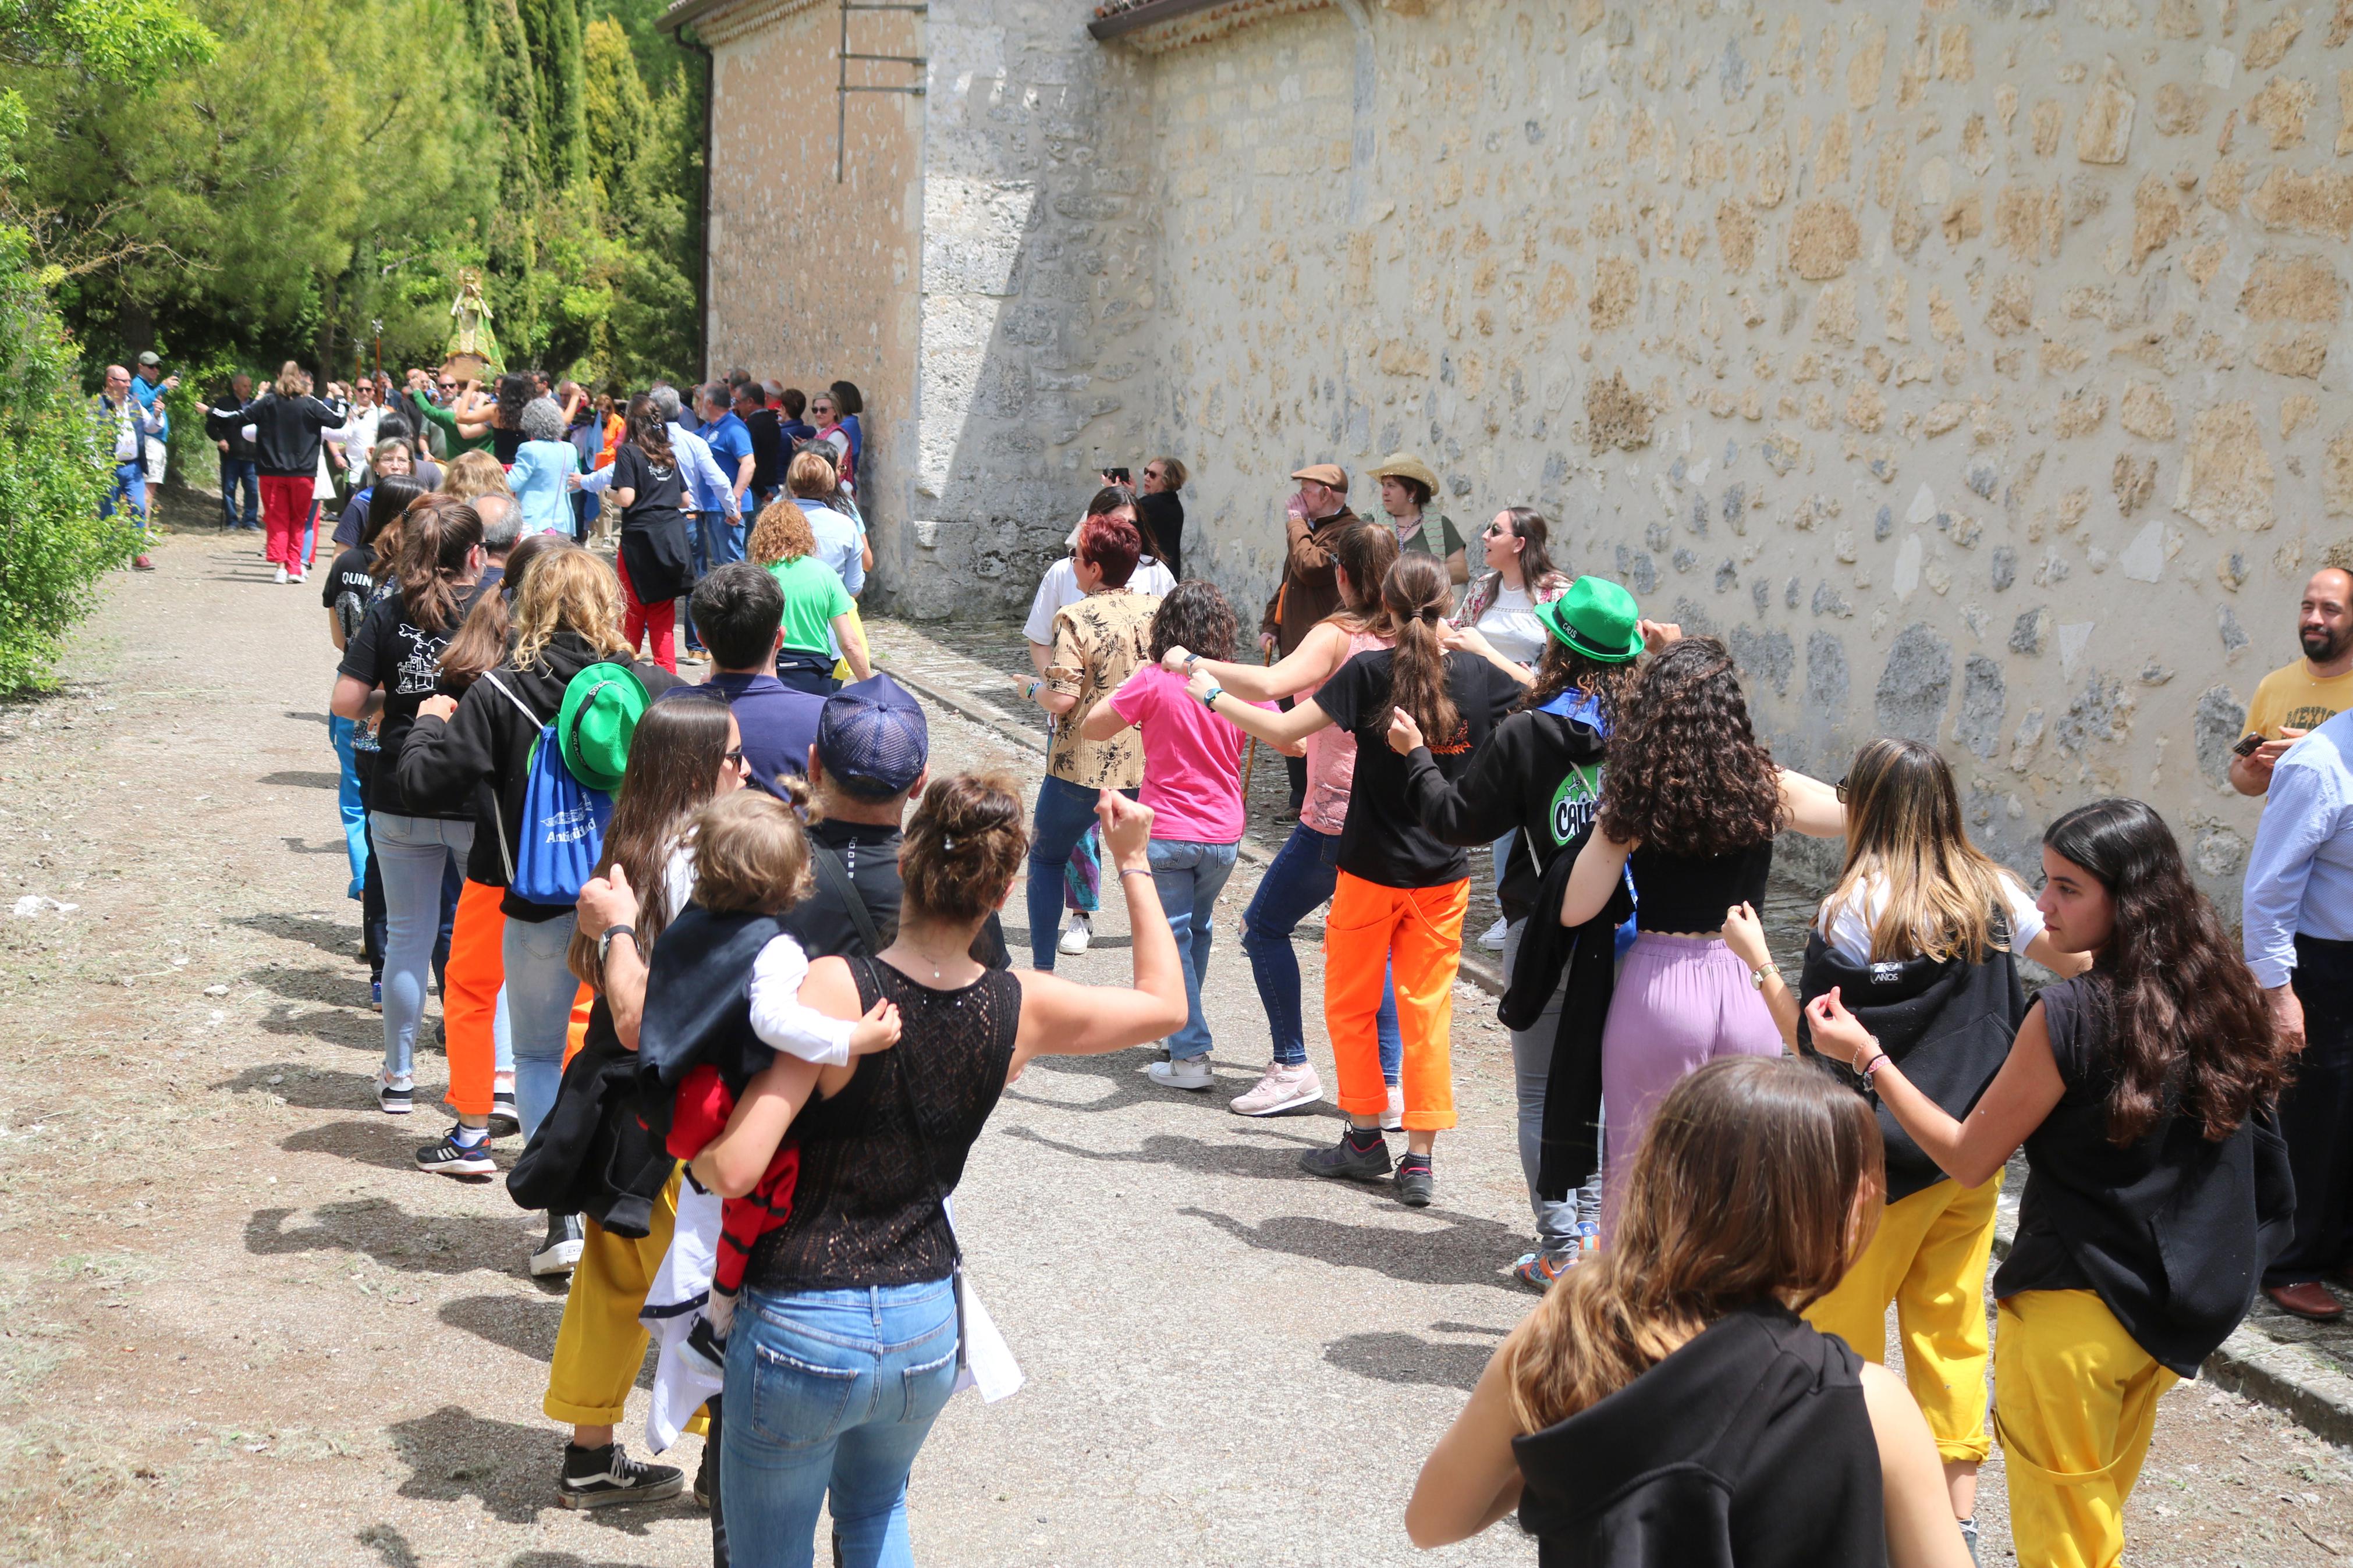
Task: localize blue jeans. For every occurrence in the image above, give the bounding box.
[329,717,369,899]
[371,812,473,1083]
[502,909,580,1139]
[219,457,260,529]
[1241,822,1400,1079]
[722,1280,960,1568]
[1149,838,1241,1059]
[101,461,148,527]
[1024,774,1136,970]
[1503,919,1603,1249]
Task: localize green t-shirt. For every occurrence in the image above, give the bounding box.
[408,389,492,456]
[768,555,853,654]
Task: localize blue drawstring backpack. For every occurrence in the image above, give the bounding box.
[481,672,614,904]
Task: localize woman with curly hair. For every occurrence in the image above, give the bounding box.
[1193,553,1525,1207]
[1810,798,2294,1568]
[749,497,871,694]
[1081,581,1276,1088]
[1555,636,1846,1234]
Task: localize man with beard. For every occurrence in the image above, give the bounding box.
[2234,566,2353,797]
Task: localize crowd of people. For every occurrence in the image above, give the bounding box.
[272,340,2351,1568]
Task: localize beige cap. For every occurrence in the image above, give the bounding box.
[1290,463,1349,490]
[1367,451,1440,493]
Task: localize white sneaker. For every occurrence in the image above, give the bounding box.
[1478,917,1509,951]
[1230,1061,1323,1116]
[1382,1083,1404,1131]
[1147,1056,1215,1091]
[272,564,289,585]
[1058,914,1092,955]
[289,568,306,585]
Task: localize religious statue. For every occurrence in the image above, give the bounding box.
[444,269,501,381]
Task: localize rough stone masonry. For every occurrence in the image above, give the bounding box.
[685,0,2353,901]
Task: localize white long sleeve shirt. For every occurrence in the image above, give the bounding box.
[746,932,860,1065]
[2242,706,2353,988]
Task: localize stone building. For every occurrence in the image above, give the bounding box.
[666,0,2353,894]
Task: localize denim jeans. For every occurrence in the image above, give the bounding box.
[1240,822,1399,1079]
[329,716,369,899]
[722,1280,960,1568]
[1503,919,1603,1250]
[1149,838,1241,1059]
[219,457,260,529]
[503,909,580,1139]
[101,460,148,527]
[371,812,473,1083]
[1024,774,1137,970]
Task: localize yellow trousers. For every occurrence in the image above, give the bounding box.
[1995,1289,2176,1568]
[543,1164,707,1435]
[1805,1173,2002,1464]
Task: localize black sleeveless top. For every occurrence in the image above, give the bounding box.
[741,958,1021,1292]
[1513,1303,1885,1568]
[1628,840,1772,933]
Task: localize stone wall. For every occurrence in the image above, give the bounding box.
[1130,0,2353,892]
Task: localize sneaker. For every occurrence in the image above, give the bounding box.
[416,1126,496,1179]
[377,1073,413,1114]
[1478,917,1509,951]
[487,1090,521,1140]
[679,1313,729,1383]
[370,980,382,1012]
[1057,913,1093,955]
[1510,1247,1580,1290]
[133,554,156,573]
[289,568,306,585]
[692,1429,715,1510]
[556,1441,684,1510]
[1147,1056,1214,1091]
[1960,1518,1980,1567]
[531,1212,585,1278]
[1381,1083,1404,1132]
[273,563,289,585]
[1394,1153,1435,1208]
[1230,1061,1322,1117]
[1300,1127,1393,1183]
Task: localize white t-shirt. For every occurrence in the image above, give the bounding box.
[1023,553,1176,646]
[1476,585,1548,670]
[1816,869,2046,966]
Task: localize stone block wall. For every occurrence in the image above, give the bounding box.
[1132,0,2353,893]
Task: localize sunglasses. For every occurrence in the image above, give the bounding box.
[725,748,748,769]
[1834,774,1850,803]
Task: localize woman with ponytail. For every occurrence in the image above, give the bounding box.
[1193,553,1524,1207]
[332,494,491,1116]
[601,393,694,672]
[1407,1056,1971,1568]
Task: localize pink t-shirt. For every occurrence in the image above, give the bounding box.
[1301,627,1391,835]
[1109,663,1266,844]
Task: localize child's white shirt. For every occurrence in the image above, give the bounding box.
[747,932,858,1065]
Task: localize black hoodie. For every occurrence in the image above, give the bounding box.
[397,631,680,913]
[223,389,346,477]
[1397,698,1607,920]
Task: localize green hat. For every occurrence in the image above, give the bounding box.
[1537,577,1643,663]
[558,662,651,791]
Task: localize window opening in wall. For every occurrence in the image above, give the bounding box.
[837,0,928,183]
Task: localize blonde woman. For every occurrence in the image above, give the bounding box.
[440,448,513,506]
[200,360,345,584]
[749,498,870,694]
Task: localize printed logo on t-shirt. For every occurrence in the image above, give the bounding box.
[395,632,450,695]
[1871,961,1904,986]
[1548,762,1603,848]
[2283,703,2343,731]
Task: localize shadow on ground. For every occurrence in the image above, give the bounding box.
[385,1405,697,1533]
[247,1198,526,1273]
[1179,1204,1529,1294]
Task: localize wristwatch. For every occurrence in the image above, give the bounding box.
[1200,684,1225,710]
[597,924,637,965]
[1749,962,1779,991]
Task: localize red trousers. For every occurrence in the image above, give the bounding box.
[614,552,677,673]
[258,475,315,570]
[443,879,507,1117]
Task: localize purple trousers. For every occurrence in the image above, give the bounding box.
[1599,933,1784,1239]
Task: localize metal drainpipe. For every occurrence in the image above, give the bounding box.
[680,25,716,378]
[1333,0,1375,225]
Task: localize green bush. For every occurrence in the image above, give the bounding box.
[0,227,137,692]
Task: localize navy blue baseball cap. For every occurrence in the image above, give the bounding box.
[817,674,929,801]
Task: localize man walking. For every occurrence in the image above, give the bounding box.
[2233,566,2353,797]
[95,364,164,571]
[1258,462,1361,813]
[697,382,756,550]
[208,372,262,531]
[2245,702,2353,1320]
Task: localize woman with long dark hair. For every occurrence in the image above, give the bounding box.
[1407,1057,1971,1568]
[1194,553,1524,1207]
[1081,580,1270,1089]
[1386,575,1648,1285]
[331,496,489,1115]
[1164,522,1407,1119]
[1808,799,2294,1568]
[602,394,694,672]
[1554,637,1845,1234]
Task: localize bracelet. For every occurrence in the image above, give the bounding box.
[1023,677,1042,702]
[1859,1051,1890,1086]
[1200,684,1225,710]
[1118,866,1154,882]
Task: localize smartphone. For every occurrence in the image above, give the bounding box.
[1103,467,1131,485]
[2231,731,2266,758]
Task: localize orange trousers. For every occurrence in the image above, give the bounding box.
[1322,871,1469,1131]
[442,879,506,1117]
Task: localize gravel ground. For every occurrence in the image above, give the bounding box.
[1,522,2349,1566]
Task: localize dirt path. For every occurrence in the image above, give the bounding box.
[2,530,2350,1567]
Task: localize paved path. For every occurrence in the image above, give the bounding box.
[1,531,2350,1566]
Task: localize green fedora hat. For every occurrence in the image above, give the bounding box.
[1536,576,1644,663]
[558,662,652,791]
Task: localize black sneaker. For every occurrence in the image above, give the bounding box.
[416,1126,496,1179]
[377,1075,413,1115]
[1300,1128,1392,1183]
[531,1212,585,1278]
[487,1090,521,1139]
[1394,1154,1435,1208]
[680,1312,729,1383]
[556,1441,684,1509]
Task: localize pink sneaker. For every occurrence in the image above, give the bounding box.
[1229,1061,1322,1117]
[1382,1083,1404,1131]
